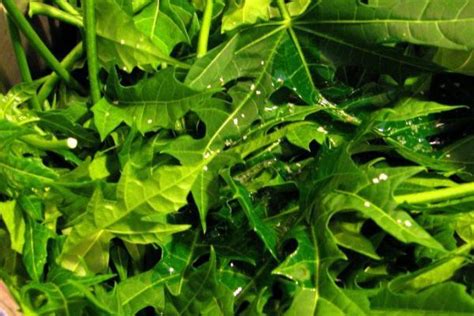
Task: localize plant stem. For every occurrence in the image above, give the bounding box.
[38,42,84,104]
[20,135,77,151]
[53,0,80,16]
[395,182,474,205]
[29,2,83,28]
[83,0,101,104]
[2,0,84,94]
[7,17,41,111]
[276,0,291,22]
[197,0,213,58]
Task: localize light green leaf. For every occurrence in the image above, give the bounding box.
[305,0,474,50]
[96,68,216,135]
[222,170,278,258]
[435,48,474,75]
[455,212,474,243]
[134,0,189,55]
[375,97,464,121]
[23,218,53,281]
[369,282,474,315]
[286,122,327,150]
[0,200,25,254]
[164,248,234,315]
[222,0,272,32]
[331,221,381,260]
[96,0,187,71]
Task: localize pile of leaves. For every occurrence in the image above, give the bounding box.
[1,0,474,314]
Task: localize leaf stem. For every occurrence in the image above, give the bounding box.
[197,0,213,58]
[7,17,41,111]
[38,42,84,104]
[2,0,84,94]
[20,135,78,151]
[395,182,474,205]
[276,0,291,22]
[53,0,80,16]
[29,2,83,28]
[83,0,101,104]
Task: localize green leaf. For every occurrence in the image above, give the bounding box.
[273,226,367,316]
[164,248,234,316]
[375,97,464,121]
[455,212,474,244]
[305,0,474,50]
[435,48,474,75]
[95,0,187,71]
[23,218,53,281]
[59,162,200,274]
[222,0,272,32]
[0,200,25,253]
[330,220,381,260]
[369,282,474,315]
[286,122,327,150]
[134,0,189,55]
[0,153,58,195]
[95,68,216,135]
[222,169,278,258]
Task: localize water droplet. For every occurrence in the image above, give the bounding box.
[122,66,128,72]
[250,84,256,91]
[256,90,261,95]
[44,187,50,192]
[120,39,125,45]
[378,173,388,181]
[454,82,461,88]
[404,220,412,227]
[203,165,208,171]
[219,76,225,84]
[372,178,380,184]
[67,137,78,149]
[397,219,402,224]
[230,262,235,268]
[225,139,233,147]
[364,201,371,207]
[292,87,297,91]
[105,112,110,117]
[113,100,119,105]
[207,84,212,89]
[168,267,175,273]
[233,118,239,125]
[203,151,211,159]
[233,287,243,297]
[147,119,153,124]
[446,154,451,158]
[240,113,245,118]
[243,135,247,140]
[317,126,328,134]
[277,77,284,83]
[260,60,265,65]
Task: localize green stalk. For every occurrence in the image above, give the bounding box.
[197,0,213,58]
[20,135,78,151]
[53,0,80,16]
[2,0,84,94]
[38,42,84,103]
[83,0,101,104]
[276,0,291,22]
[29,2,83,28]
[395,182,474,205]
[7,17,41,111]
